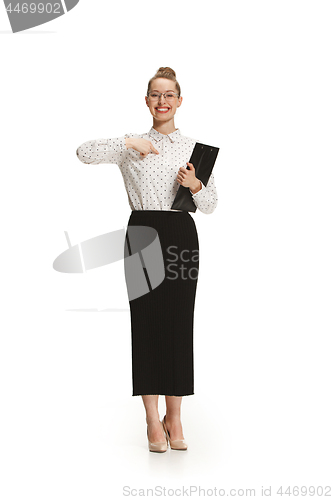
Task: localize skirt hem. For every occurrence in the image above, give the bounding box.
[132,393,194,397]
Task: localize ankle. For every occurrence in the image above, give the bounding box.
[165,413,181,423]
[146,415,161,425]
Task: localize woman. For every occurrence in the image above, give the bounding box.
[76,67,218,452]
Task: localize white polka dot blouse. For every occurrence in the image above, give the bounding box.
[76,127,218,214]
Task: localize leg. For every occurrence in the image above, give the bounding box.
[142,395,167,443]
[164,396,185,440]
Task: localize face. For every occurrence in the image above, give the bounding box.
[145,78,183,122]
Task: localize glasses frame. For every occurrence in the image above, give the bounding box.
[147,91,180,101]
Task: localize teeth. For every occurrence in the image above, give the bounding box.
[156,108,169,111]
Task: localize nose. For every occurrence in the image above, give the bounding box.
[158,93,166,104]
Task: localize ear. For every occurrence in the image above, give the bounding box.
[177,96,183,107]
[145,96,149,107]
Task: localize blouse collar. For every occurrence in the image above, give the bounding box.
[148,127,182,143]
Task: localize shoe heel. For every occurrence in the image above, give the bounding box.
[162,416,170,443]
[162,415,188,451]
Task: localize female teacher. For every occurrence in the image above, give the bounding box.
[76,67,218,453]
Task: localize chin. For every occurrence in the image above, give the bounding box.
[154,113,174,120]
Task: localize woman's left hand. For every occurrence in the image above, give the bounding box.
[177,163,202,193]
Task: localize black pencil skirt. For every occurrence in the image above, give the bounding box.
[124,210,199,396]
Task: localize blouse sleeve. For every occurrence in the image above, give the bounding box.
[76,136,127,165]
[190,172,218,214]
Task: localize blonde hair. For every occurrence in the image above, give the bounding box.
[147,67,181,96]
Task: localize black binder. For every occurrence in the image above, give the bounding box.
[171,142,219,212]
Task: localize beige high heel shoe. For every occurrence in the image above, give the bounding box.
[147,420,168,453]
[162,415,188,451]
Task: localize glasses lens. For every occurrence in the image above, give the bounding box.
[148,92,178,101]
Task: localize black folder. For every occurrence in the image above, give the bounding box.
[171,142,219,212]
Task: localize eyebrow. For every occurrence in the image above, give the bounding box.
[151,89,176,92]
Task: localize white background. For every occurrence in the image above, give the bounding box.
[1,0,333,498]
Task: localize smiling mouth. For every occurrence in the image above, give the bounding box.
[155,107,170,113]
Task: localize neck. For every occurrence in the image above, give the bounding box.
[152,118,177,135]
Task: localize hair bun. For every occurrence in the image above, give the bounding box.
[157,67,176,77]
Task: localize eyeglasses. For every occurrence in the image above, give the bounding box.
[147,92,179,101]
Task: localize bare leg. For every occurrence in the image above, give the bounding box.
[142,395,167,443]
[164,396,185,440]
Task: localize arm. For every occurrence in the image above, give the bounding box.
[177,163,218,215]
[190,172,218,214]
[76,136,127,165]
[76,136,159,164]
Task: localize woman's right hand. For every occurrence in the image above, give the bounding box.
[125,138,159,158]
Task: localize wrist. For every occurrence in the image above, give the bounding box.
[190,179,201,194]
[125,138,134,149]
